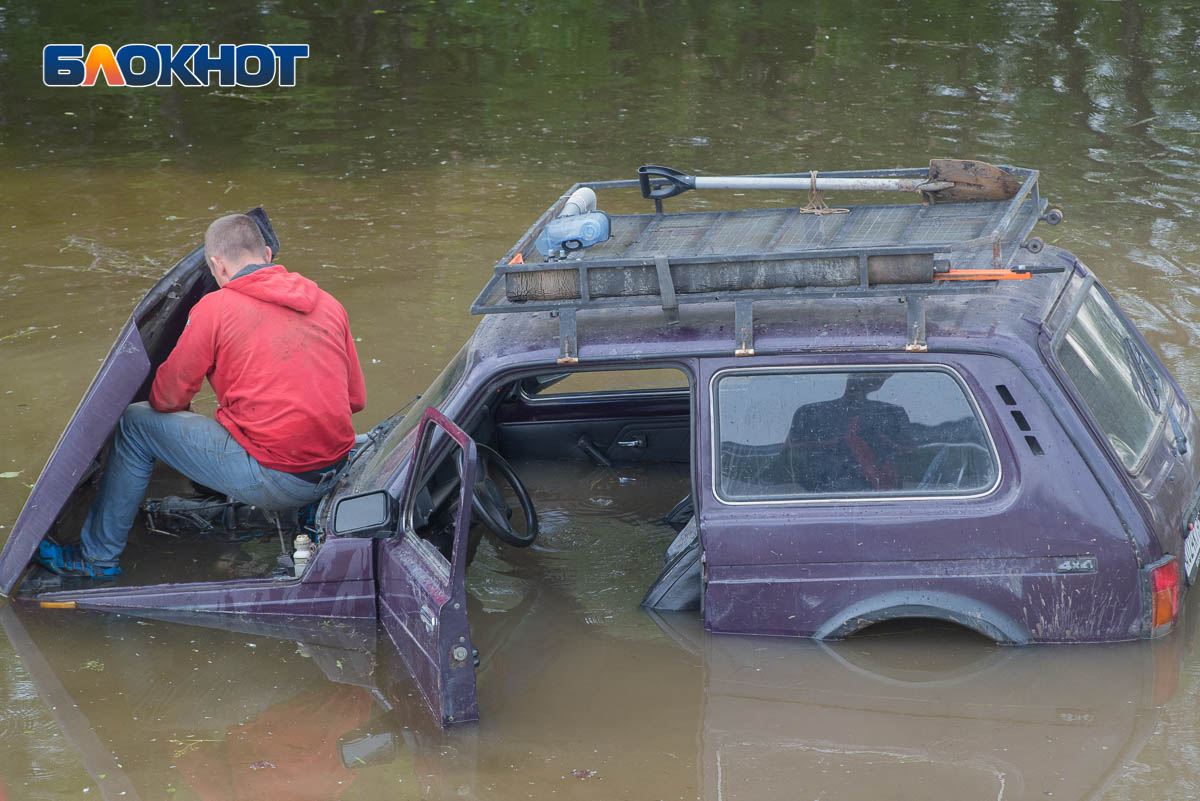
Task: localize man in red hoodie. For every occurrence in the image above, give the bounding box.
[38,214,366,578]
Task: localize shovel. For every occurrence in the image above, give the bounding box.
[638,159,1023,203]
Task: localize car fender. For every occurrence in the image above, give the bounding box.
[813,590,1032,645]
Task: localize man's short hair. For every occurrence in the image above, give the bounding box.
[205,214,267,266]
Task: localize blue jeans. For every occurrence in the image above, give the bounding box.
[80,402,334,567]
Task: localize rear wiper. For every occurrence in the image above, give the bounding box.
[1122,336,1161,413]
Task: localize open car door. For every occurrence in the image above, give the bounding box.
[377,407,479,726]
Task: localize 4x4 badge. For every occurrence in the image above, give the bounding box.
[1055,557,1098,574]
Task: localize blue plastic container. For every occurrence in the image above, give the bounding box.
[533,211,611,256]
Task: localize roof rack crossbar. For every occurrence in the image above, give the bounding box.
[654,255,679,322]
[735,298,754,357]
[905,294,928,352]
[556,307,578,365]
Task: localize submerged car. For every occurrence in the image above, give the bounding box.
[2,160,1198,727]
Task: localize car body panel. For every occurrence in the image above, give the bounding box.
[1041,269,1200,572]
[23,537,377,616]
[0,319,152,595]
[377,407,479,725]
[698,351,1144,642]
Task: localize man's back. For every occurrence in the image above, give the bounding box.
[150,264,366,472]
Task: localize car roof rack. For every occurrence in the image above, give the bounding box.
[471,162,1053,363]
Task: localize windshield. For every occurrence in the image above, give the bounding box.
[357,342,472,483]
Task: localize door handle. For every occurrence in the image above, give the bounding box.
[616,435,647,449]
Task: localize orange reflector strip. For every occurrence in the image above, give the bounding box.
[1152,590,1175,628]
[934,270,1031,281]
[39,600,77,609]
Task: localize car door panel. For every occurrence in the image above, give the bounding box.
[377,407,478,725]
[496,388,691,463]
[497,416,690,463]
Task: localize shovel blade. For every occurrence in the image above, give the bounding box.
[927,159,1023,202]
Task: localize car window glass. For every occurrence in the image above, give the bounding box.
[526,368,687,397]
[714,369,997,500]
[1055,287,1160,470]
[363,343,471,477]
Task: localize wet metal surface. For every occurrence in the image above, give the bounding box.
[4,1,1200,798]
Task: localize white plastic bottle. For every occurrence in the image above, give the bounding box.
[293,533,313,577]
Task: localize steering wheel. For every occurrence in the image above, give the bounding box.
[468,443,538,547]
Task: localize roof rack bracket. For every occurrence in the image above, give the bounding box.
[654,255,680,323]
[735,298,755,357]
[904,294,928,352]
[556,307,579,365]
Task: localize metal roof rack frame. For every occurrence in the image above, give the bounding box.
[471,165,1050,363]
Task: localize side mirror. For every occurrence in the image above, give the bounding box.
[337,728,398,769]
[331,490,397,538]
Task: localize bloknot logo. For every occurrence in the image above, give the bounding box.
[43,44,310,87]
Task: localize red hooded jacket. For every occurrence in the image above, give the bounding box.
[149,265,366,472]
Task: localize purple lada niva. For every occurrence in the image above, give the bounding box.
[3,161,1197,725]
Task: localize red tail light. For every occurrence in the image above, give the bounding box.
[1150,557,1181,632]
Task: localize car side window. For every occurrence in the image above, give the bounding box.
[714,368,998,501]
[522,368,688,398]
[1054,287,1162,471]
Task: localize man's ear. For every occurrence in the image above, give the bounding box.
[208,254,229,285]
[264,245,274,263]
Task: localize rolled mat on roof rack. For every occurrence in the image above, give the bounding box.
[505,252,938,303]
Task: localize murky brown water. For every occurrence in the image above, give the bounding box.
[4,1,1200,798]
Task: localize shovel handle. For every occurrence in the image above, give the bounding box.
[638,165,696,199]
[639,164,954,198]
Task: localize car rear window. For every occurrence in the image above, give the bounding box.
[1054,286,1163,471]
[713,367,998,501]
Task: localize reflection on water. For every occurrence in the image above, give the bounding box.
[5,0,1200,798]
[3,460,1199,800]
[687,619,1188,801]
[2,574,1195,800]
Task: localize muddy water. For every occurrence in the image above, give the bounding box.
[4,1,1200,798]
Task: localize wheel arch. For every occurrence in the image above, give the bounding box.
[813,590,1033,645]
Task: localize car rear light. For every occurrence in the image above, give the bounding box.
[1150,557,1181,632]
